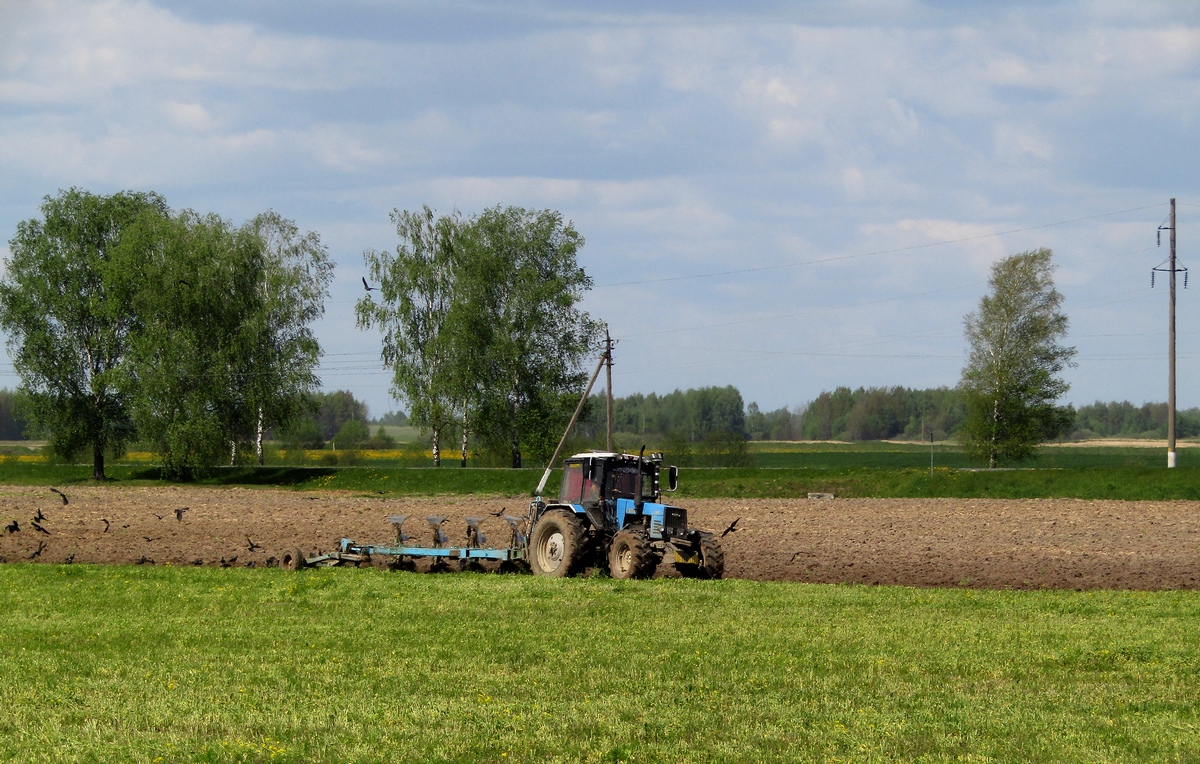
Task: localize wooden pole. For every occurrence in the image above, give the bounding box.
[605,329,614,453]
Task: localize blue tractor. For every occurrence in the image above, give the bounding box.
[526,450,724,579]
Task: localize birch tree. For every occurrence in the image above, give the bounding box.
[357,206,460,466]
[959,248,1076,467]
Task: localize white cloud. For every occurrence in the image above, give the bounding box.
[164,102,217,132]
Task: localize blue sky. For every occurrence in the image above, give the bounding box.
[2,1,1199,418]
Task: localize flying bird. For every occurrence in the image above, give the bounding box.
[4,520,18,533]
[143,536,159,543]
[720,517,741,538]
[488,507,507,517]
[174,507,188,521]
[790,551,804,562]
[246,536,262,552]
[28,541,45,559]
[34,508,46,522]
[31,521,49,535]
[49,488,68,505]
[154,513,165,520]
[362,276,377,292]
[101,518,110,533]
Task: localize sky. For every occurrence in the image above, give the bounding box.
[2,0,1199,419]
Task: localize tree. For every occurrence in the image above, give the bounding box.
[454,206,601,468]
[357,206,460,466]
[0,188,168,479]
[245,211,334,464]
[958,248,1076,467]
[122,210,270,478]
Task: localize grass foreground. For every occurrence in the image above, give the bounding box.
[1,564,1198,763]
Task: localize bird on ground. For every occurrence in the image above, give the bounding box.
[721,517,741,538]
[49,488,68,505]
[362,276,377,292]
[28,541,45,559]
[5,520,18,533]
[31,521,49,535]
[101,518,110,533]
[34,508,46,522]
[64,553,75,565]
[135,556,153,565]
[189,559,203,566]
[174,507,188,521]
[246,536,262,552]
[219,557,231,568]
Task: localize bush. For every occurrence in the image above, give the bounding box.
[333,419,370,449]
[360,426,397,451]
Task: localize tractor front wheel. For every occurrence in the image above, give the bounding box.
[609,525,655,579]
[676,531,725,580]
[529,509,585,577]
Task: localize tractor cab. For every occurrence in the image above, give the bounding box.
[554,452,685,541]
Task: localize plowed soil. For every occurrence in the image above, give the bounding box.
[1,486,1198,590]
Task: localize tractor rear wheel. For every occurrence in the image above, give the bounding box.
[529,508,585,577]
[676,532,725,579]
[609,525,655,579]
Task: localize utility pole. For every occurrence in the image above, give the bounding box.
[1155,199,1184,468]
[1169,198,1177,468]
[605,329,614,452]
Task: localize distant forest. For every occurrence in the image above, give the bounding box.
[573,385,1200,443]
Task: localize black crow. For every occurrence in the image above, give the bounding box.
[49,488,68,505]
[362,276,377,292]
[102,518,110,533]
[721,517,741,538]
[31,521,49,535]
[174,507,188,521]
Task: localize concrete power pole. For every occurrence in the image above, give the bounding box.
[1156,199,1181,467]
[1169,198,1177,468]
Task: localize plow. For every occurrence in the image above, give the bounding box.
[284,340,725,579]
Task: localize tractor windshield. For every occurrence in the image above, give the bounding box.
[606,459,658,501]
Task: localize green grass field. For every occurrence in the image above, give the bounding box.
[1,564,1197,763]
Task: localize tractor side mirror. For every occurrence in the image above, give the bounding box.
[667,465,678,491]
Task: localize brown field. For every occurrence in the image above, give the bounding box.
[1,485,1198,590]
